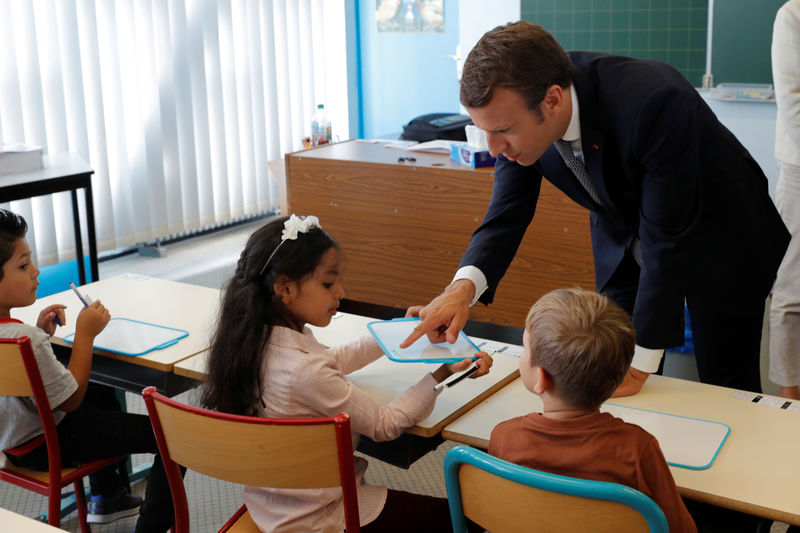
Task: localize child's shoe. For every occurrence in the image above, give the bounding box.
[86,490,142,524]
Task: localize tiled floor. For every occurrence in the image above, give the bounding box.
[0,217,791,532]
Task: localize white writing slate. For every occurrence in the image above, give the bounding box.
[602,403,730,470]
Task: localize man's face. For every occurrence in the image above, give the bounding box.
[466,86,566,167]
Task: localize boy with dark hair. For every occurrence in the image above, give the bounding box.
[489,288,696,532]
[0,208,176,532]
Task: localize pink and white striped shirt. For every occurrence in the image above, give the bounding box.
[243,325,440,532]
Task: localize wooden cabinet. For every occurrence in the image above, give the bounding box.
[286,140,594,328]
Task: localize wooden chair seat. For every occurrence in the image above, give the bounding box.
[1,460,80,483]
[220,505,260,533]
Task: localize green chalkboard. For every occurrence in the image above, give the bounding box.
[522,0,709,86]
[522,0,785,86]
[711,0,783,84]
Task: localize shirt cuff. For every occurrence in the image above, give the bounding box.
[453,266,487,307]
[631,345,664,373]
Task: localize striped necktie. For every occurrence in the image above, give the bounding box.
[553,139,601,204]
[553,140,643,266]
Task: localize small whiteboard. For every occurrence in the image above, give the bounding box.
[367,318,481,363]
[602,403,730,470]
[64,317,189,357]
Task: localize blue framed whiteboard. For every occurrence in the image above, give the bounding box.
[602,403,730,470]
[367,317,480,364]
[63,317,188,357]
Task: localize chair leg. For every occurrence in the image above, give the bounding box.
[74,478,92,533]
[48,484,61,528]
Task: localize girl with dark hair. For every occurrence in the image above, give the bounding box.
[201,214,491,533]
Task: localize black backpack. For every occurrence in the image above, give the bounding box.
[400,113,472,142]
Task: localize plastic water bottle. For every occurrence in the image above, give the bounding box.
[310,104,331,146]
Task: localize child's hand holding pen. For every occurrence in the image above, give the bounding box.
[36,304,67,337]
[76,300,111,339]
[433,351,494,391]
[69,282,110,338]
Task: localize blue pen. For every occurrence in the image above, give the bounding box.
[69,282,94,307]
[53,316,63,326]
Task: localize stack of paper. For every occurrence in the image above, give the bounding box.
[0,143,44,175]
[406,139,453,154]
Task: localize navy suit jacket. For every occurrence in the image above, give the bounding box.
[460,52,790,348]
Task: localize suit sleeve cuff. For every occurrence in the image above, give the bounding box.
[453,266,487,307]
[631,345,664,373]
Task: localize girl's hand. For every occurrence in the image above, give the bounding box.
[75,300,111,339]
[36,304,67,337]
[432,351,493,384]
[448,350,493,378]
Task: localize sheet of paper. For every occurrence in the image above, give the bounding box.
[383,140,419,149]
[406,139,453,154]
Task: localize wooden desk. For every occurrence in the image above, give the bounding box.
[0,508,65,532]
[176,311,520,437]
[0,152,98,284]
[13,274,220,394]
[286,139,594,329]
[442,374,800,525]
[175,310,520,468]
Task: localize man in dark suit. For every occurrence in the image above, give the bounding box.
[402,21,789,395]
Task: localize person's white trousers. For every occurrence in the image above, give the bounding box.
[769,161,800,386]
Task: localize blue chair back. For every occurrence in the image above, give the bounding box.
[444,446,669,533]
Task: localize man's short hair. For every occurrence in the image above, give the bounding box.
[525,288,634,410]
[460,21,573,112]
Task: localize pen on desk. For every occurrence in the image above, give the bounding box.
[434,364,479,392]
[69,282,93,307]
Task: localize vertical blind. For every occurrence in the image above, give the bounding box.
[0,0,349,266]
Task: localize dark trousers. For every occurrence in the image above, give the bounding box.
[360,489,482,533]
[601,253,764,393]
[8,385,175,533]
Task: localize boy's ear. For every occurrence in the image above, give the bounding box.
[272,275,294,304]
[532,366,552,396]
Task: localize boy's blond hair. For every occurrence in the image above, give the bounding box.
[525,288,635,410]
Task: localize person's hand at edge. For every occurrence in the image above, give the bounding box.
[611,367,650,397]
[400,279,475,348]
[36,304,66,336]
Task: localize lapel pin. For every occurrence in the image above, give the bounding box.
[593,144,599,149]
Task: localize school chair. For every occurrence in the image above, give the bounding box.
[0,336,124,532]
[142,386,361,533]
[444,446,669,533]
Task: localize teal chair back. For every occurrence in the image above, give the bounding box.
[444,446,669,533]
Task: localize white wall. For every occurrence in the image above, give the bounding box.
[700,92,778,199]
[457,0,520,112]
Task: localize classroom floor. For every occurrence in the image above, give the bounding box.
[0,217,790,532]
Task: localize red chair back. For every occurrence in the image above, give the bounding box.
[0,336,121,532]
[0,337,63,479]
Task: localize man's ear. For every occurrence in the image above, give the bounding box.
[273,275,294,305]
[541,84,564,117]
[532,366,553,396]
